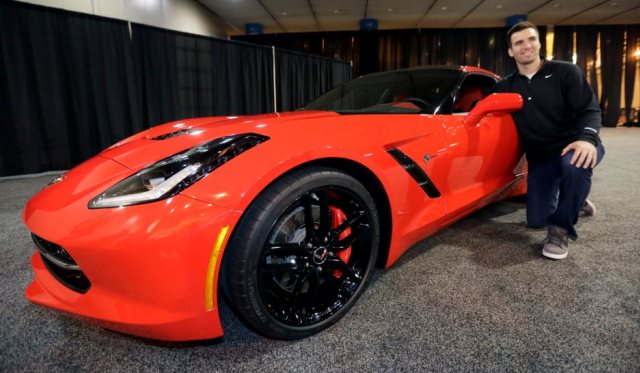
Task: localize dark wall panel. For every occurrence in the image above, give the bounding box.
[0,2,142,175]
[0,2,351,176]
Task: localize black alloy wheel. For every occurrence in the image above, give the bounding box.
[221,167,380,339]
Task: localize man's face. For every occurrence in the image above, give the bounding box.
[508,27,541,65]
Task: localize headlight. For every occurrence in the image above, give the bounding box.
[89,133,269,208]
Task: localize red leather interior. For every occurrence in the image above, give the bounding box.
[454,86,485,112]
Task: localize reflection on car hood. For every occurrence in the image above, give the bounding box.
[99,111,339,170]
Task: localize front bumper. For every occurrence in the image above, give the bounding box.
[24,185,241,341]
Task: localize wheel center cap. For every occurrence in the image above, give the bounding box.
[312,247,329,264]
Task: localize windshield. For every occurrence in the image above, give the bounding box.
[304,69,460,114]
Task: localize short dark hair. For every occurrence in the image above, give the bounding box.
[507,21,539,47]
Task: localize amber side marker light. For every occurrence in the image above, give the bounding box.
[205,225,230,310]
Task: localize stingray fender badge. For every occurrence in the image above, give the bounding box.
[423,154,437,163]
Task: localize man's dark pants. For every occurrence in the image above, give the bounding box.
[526,142,605,240]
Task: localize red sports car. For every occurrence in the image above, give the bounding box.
[24,66,524,341]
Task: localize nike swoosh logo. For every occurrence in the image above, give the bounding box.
[545,74,553,79]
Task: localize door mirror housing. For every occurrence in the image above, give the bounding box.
[464,93,523,127]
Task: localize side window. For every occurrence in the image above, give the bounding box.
[453,75,496,113]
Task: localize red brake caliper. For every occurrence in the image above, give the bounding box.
[329,206,351,278]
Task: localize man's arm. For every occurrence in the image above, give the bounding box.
[563,64,601,147]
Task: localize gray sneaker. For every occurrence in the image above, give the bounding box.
[542,225,569,259]
[581,199,596,217]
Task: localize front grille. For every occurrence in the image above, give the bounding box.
[31,234,91,293]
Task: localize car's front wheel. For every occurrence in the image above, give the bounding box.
[221,167,380,339]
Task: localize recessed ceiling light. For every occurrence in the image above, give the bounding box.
[496,4,503,9]
[441,6,448,11]
[281,11,287,16]
[333,9,340,14]
[553,3,561,8]
[610,2,618,6]
[387,8,393,12]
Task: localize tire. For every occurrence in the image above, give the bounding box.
[221,166,380,339]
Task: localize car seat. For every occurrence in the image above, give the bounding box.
[453,86,485,113]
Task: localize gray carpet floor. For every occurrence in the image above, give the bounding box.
[1,127,638,372]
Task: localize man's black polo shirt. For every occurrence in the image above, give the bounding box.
[494,59,601,161]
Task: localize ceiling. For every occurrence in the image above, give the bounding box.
[198,0,640,35]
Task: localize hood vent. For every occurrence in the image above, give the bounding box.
[149,128,202,140]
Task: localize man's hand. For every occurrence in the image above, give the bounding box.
[561,140,598,168]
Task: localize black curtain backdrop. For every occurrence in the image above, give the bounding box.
[377,30,419,71]
[438,29,468,66]
[0,2,350,176]
[276,49,352,111]
[600,26,625,127]
[133,25,275,125]
[234,27,547,78]
[359,30,380,75]
[575,26,599,100]
[553,26,574,62]
[624,25,640,125]
[0,1,142,176]
[233,32,362,75]
[131,25,181,127]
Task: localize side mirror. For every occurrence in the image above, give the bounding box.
[463,93,523,127]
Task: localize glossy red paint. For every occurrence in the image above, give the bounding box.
[23,66,525,341]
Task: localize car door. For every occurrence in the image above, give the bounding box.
[439,73,522,221]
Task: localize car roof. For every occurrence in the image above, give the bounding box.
[360,65,499,80]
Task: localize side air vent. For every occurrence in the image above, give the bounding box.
[387,148,441,198]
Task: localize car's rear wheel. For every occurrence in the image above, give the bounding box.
[221,167,379,339]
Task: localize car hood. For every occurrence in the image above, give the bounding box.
[100,111,340,170]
